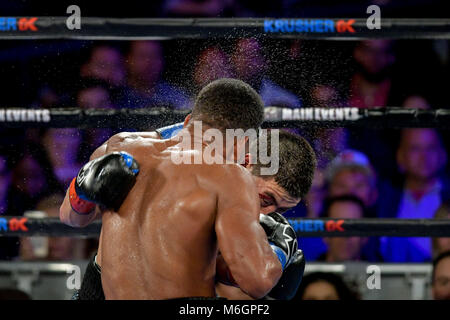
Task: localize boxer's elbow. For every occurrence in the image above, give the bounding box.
[110,132,129,141]
[108,132,134,146]
[239,275,274,299]
[233,262,281,299]
[249,265,282,299]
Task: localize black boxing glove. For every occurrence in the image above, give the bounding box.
[265,249,305,300]
[69,151,139,213]
[259,212,298,270]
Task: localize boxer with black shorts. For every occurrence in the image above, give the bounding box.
[60,78,298,299]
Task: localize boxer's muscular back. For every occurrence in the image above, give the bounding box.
[96,134,240,299]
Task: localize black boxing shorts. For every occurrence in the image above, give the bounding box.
[72,254,105,300]
[71,255,226,300]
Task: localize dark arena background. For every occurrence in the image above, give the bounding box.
[0,0,450,304]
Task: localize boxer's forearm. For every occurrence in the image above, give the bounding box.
[59,140,104,228]
[226,248,282,299]
[215,166,283,299]
[60,188,99,227]
[217,219,283,299]
[215,253,255,300]
[215,283,254,300]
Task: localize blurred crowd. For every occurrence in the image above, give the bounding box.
[0,0,449,301]
[0,0,447,18]
[292,249,450,300]
[1,37,450,264]
[0,36,449,299]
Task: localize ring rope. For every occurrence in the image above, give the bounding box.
[1,107,449,129]
[0,17,449,40]
[1,216,449,237]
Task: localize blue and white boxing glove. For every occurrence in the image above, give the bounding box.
[155,122,184,139]
[259,212,298,270]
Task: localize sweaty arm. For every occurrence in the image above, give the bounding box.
[59,133,140,227]
[60,139,109,227]
[214,166,283,299]
[59,122,181,227]
[216,213,304,300]
[82,123,181,159]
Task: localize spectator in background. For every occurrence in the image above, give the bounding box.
[348,40,396,109]
[10,147,60,211]
[42,129,83,187]
[310,84,341,108]
[193,46,234,92]
[301,150,379,261]
[31,85,60,109]
[77,79,115,110]
[13,153,47,209]
[303,170,326,219]
[318,195,369,262]
[80,45,126,88]
[0,289,31,300]
[120,41,190,109]
[432,251,450,300]
[163,0,235,17]
[432,201,450,258]
[346,40,399,180]
[20,194,87,261]
[326,150,378,210]
[0,154,25,260]
[299,85,347,219]
[76,78,116,160]
[379,128,449,262]
[402,95,431,109]
[308,83,348,168]
[0,155,11,215]
[1,146,61,260]
[294,272,358,300]
[231,38,301,108]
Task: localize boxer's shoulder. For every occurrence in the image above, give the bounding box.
[221,162,254,182]
[195,162,254,191]
[108,131,159,144]
[106,132,166,154]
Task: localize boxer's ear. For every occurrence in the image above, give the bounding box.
[183,114,192,127]
[232,136,248,165]
[396,147,406,173]
[242,153,253,170]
